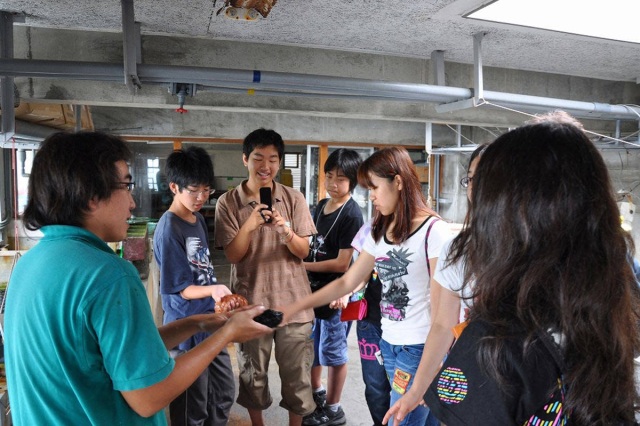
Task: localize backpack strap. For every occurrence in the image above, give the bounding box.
[523,329,568,425]
[424,216,440,278]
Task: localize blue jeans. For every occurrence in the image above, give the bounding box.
[379,339,439,426]
[356,320,391,426]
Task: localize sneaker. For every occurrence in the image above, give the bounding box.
[313,389,327,408]
[324,406,347,426]
[302,406,329,426]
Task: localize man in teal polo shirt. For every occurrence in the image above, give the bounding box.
[4,131,272,425]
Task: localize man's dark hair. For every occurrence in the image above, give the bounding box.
[324,148,362,192]
[165,146,215,190]
[242,128,285,160]
[23,131,132,230]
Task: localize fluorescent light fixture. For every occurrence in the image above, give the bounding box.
[466,0,640,44]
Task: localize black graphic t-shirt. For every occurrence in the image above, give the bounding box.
[307,197,364,285]
[424,320,567,425]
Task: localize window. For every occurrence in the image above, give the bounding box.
[16,149,34,215]
[147,158,160,190]
[283,152,302,192]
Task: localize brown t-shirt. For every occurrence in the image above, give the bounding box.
[214,181,316,323]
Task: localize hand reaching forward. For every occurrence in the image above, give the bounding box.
[383,387,424,425]
[210,284,232,303]
[329,294,350,310]
[223,305,274,343]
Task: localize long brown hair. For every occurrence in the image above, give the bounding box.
[358,147,437,243]
[451,121,640,424]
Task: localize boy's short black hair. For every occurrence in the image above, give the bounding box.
[324,148,362,192]
[23,131,132,230]
[242,128,285,160]
[165,146,215,190]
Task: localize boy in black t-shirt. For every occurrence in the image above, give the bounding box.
[303,149,364,426]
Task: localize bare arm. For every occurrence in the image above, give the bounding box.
[308,248,356,308]
[157,312,229,350]
[330,271,369,309]
[304,248,354,274]
[180,284,232,303]
[383,279,461,425]
[122,305,270,417]
[224,204,266,263]
[281,250,375,322]
[280,227,309,259]
[428,258,441,320]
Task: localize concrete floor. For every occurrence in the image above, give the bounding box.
[226,331,370,426]
[211,250,373,426]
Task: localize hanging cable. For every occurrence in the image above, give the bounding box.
[623,105,640,119]
[445,124,475,145]
[477,126,502,138]
[480,100,640,149]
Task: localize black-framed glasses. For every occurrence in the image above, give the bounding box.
[116,181,136,192]
[184,187,216,197]
[460,176,473,188]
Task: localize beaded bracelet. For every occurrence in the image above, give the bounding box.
[285,229,294,243]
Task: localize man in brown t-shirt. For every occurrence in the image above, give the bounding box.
[214,128,319,426]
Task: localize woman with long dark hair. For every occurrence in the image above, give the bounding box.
[385,143,488,424]
[283,147,451,426]
[424,121,640,425]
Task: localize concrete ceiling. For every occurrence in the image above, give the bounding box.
[8,0,640,82]
[2,0,640,145]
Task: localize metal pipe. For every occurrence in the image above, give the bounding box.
[0,12,15,142]
[0,150,10,231]
[433,155,441,212]
[0,12,14,234]
[144,64,471,103]
[430,50,445,86]
[473,33,484,103]
[0,59,123,80]
[481,90,638,120]
[121,0,140,92]
[197,84,465,104]
[1,58,640,121]
[74,105,82,132]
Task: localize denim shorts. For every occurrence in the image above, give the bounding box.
[312,311,351,367]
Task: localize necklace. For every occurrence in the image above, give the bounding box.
[318,198,347,236]
[311,198,349,262]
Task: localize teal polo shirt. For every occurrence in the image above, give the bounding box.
[5,225,174,425]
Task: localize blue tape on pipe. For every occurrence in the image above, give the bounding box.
[253,70,261,83]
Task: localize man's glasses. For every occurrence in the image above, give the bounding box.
[184,188,216,197]
[460,176,473,188]
[116,182,136,192]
